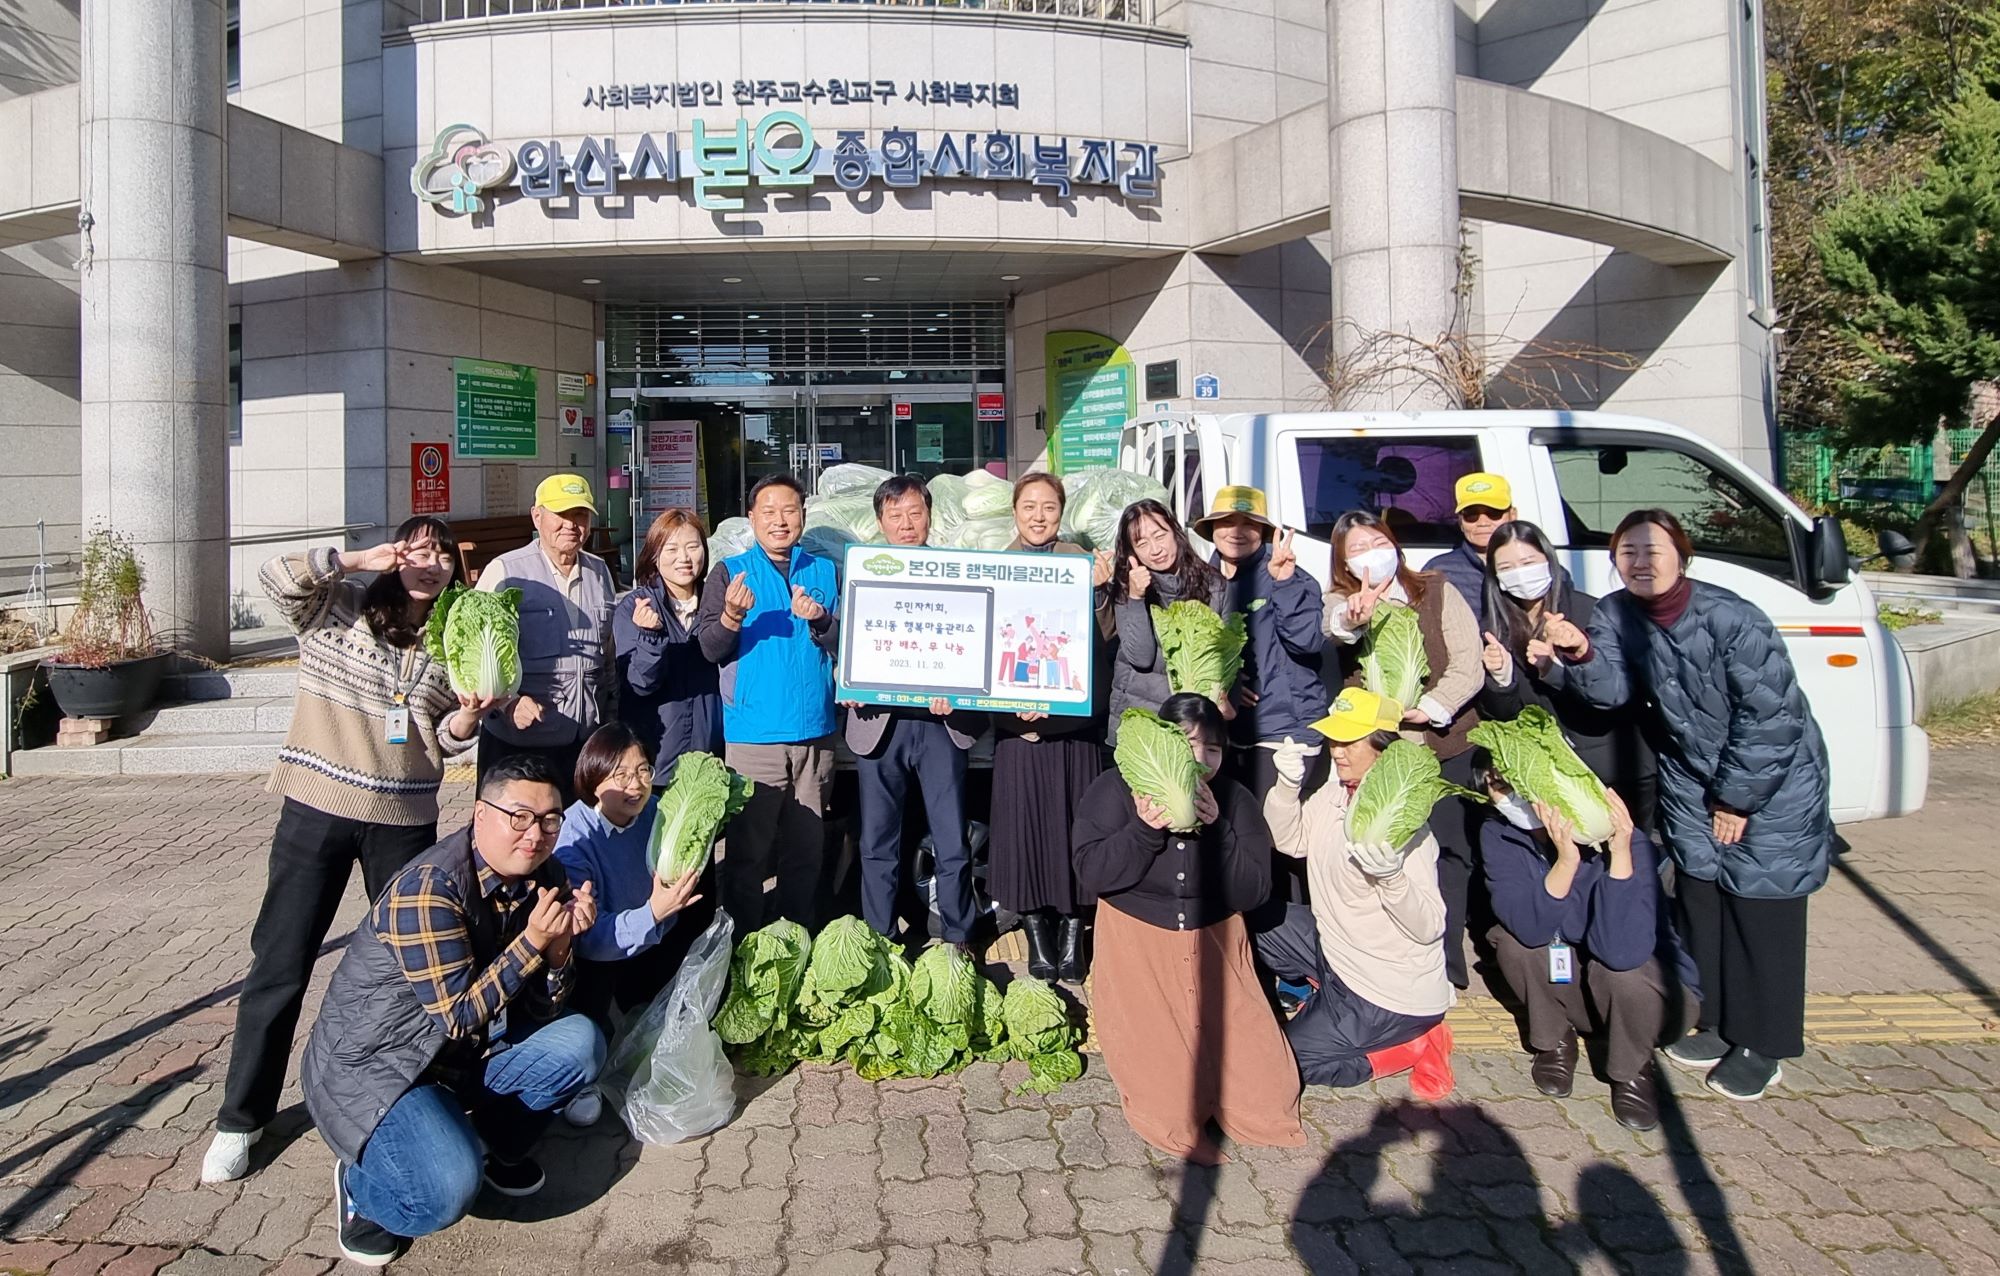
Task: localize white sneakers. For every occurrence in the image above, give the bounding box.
[199,1128,264,1184]
[560,1085,603,1128]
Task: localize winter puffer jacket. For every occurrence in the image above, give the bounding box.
[1214,544,1327,746]
[1550,581,1832,900]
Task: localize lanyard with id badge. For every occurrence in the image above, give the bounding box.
[1548,934,1575,984]
[383,645,429,746]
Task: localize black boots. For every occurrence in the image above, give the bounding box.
[1023,912,1058,981]
[1057,916,1086,985]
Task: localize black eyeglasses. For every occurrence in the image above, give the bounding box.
[479,799,564,836]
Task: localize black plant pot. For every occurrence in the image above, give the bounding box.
[42,651,171,722]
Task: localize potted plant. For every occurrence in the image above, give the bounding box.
[42,527,172,721]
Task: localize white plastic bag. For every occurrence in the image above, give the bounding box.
[816,462,893,498]
[602,911,737,1145]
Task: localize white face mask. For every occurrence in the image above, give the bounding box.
[1494,794,1543,831]
[1350,546,1400,586]
[1497,562,1553,601]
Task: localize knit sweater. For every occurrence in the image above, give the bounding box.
[262,549,476,827]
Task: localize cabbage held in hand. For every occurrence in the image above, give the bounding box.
[1348,740,1484,848]
[424,584,523,700]
[1152,601,1248,710]
[647,752,756,881]
[1113,708,1205,832]
[1361,602,1428,710]
[1467,707,1616,845]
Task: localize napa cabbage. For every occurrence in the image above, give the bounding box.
[423,584,523,700]
[712,919,811,1049]
[1001,977,1086,1094]
[1113,708,1205,832]
[1360,602,1428,710]
[1153,601,1248,710]
[647,753,755,882]
[1348,740,1485,848]
[1467,707,1617,845]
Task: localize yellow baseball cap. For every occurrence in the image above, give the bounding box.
[1192,485,1276,536]
[1311,688,1404,743]
[534,473,596,514]
[1453,472,1513,513]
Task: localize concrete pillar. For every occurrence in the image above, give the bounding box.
[1327,0,1463,409]
[78,0,230,657]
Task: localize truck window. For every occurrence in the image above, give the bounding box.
[1548,443,1797,583]
[1294,436,1484,546]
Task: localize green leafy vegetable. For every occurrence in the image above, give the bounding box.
[1001,977,1086,1095]
[713,920,811,1048]
[1348,740,1485,848]
[424,584,523,700]
[1360,602,1428,710]
[1152,601,1248,709]
[1113,708,1205,833]
[647,753,755,881]
[1467,707,1616,845]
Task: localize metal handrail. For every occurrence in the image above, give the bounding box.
[230,523,375,548]
[412,0,1157,27]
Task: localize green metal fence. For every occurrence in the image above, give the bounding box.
[1780,428,2000,558]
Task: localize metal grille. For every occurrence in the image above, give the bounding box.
[412,1,1157,27]
[605,301,1006,372]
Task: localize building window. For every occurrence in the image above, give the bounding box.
[225,0,241,94]
[228,321,242,444]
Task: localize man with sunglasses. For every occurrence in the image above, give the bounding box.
[300,754,606,1267]
[1434,472,1520,612]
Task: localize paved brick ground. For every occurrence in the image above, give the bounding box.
[0,745,1996,1275]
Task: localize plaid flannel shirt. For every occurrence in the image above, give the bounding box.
[373,854,573,1065]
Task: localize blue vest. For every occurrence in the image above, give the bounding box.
[719,546,838,744]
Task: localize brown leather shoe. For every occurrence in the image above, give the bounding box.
[1611,1064,1661,1131]
[1530,1029,1578,1098]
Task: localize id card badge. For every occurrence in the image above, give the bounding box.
[384,705,410,745]
[1548,939,1575,985]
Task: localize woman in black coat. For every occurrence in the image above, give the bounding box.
[614,509,723,776]
[1474,519,1656,833]
[1546,509,1833,1103]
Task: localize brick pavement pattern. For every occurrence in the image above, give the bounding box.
[0,747,1996,1275]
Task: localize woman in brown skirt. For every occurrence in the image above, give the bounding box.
[1073,692,1305,1164]
[990,471,1114,984]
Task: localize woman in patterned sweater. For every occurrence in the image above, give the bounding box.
[201,516,509,1184]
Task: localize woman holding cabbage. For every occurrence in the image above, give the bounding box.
[551,722,713,1125]
[1072,694,1305,1164]
[1544,509,1831,1103]
[204,520,503,1184]
[1105,500,1228,746]
[1322,511,1484,988]
[990,473,1113,984]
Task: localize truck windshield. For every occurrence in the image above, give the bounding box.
[1294,436,1485,546]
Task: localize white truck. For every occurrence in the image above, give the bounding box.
[1119,410,1930,824]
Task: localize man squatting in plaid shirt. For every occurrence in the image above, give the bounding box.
[296,753,606,1267]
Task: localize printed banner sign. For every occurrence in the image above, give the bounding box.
[556,372,590,402]
[836,545,1096,716]
[1046,330,1136,475]
[411,442,450,515]
[644,420,701,517]
[454,358,539,458]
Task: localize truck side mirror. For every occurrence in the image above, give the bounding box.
[1809,515,1851,596]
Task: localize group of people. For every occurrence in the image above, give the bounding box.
[191,459,1833,1261]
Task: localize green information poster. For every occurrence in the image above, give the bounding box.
[1045,330,1136,475]
[915,422,944,463]
[455,357,539,458]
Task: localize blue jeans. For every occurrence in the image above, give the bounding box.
[343,1013,605,1238]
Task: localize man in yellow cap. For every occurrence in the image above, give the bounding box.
[473,474,617,798]
[1434,472,1518,611]
[1254,688,1456,1099]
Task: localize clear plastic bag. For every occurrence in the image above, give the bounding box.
[602,911,737,1145]
[816,463,894,498]
[707,517,755,564]
[1061,469,1169,551]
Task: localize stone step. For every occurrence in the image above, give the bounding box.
[162,666,299,702]
[129,696,295,735]
[8,730,284,777]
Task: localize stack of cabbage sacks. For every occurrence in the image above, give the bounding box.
[713,916,1086,1093]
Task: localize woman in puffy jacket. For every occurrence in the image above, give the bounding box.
[1545,508,1832,1102]
[1104,498,1227,746]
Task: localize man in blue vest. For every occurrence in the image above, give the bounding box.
[844,475,985,949]
[697,473,840,932]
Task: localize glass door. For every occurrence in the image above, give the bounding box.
[740,389,812,503]
[810,393,893,481]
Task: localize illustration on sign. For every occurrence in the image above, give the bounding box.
[454,358,539,459]
[411,443,451,516]
[411,124,516,214]
[559,405,586,437]
[837,544,1096,716]
[1045,331,1137,476]
[1194,373,1220,400]
[419,116,1162,215]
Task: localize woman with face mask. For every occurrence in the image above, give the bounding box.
[1105,499,1228,747]
[1321,511,1485,989]
[1475,521,1656,833]
[1474,758,1698,1132]
[615,509,723,780]
[1072,693,1306,1165]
